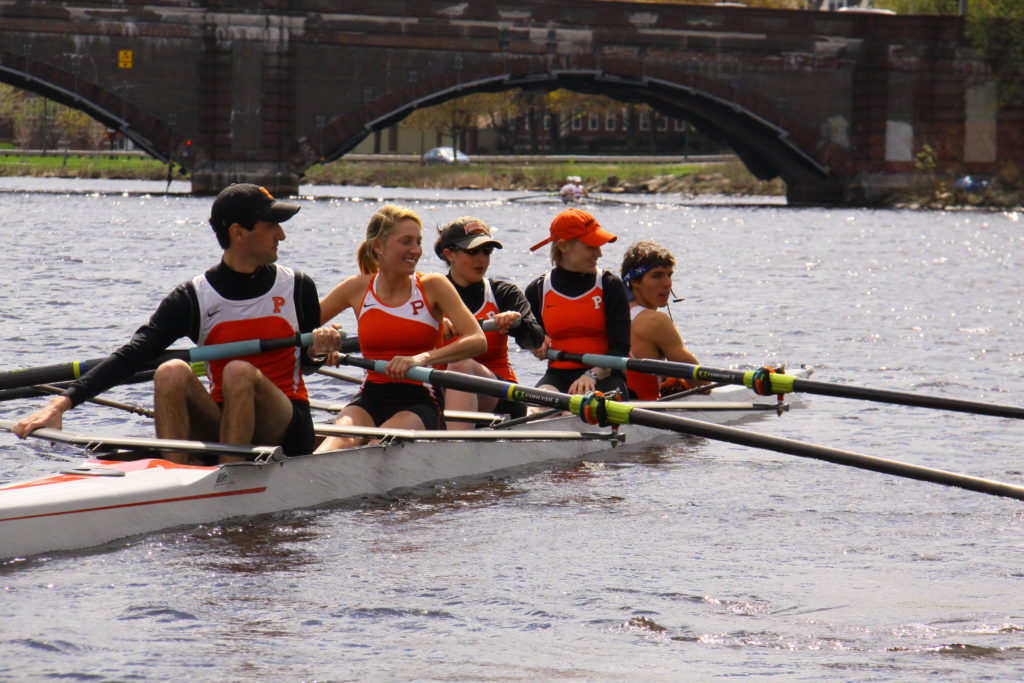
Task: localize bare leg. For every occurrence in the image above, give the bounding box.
[444,358,499,429]
[153,359,221,463]
[218,360,294,463]
[379,410,426,431]
[316,405,375,452]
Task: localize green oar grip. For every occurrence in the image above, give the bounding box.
[738,370,796,394]
[567,394,634,425]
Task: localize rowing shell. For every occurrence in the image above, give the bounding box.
[0,367,811,559]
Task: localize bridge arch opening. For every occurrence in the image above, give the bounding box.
[311,70,842,205]
[0,56,180,167]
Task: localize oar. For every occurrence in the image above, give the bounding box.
[0,335,362,392]
[548,350,1024,421]
[0,317,509,393]
[0,353,183,392]
[30,384,154,417]
[335,353,1024,502]
[316,366,364,385]
[0,370,156,401]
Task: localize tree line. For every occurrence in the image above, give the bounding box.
[0,85,111,150]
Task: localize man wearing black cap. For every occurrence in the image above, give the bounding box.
[13,184,339,461]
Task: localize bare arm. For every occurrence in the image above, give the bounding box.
[319,274,369,324]
[633,309,699,365]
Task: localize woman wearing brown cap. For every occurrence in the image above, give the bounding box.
[524,208,631,401]
[433,216,545,426]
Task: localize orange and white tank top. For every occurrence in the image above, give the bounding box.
[626,306,660,400]
[473,279,516,382]
[541,271,608,370]
[194,264,307,403]
[357,272,442,385]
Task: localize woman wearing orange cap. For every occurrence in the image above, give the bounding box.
[433,216,546,425]
[525,208,631,399]
[620,240,703,400]
[316,204,486,450]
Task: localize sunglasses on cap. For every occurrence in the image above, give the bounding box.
[459,245,494,256]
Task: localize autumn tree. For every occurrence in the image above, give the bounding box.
[0,84,106,149]
[404,92,522,154]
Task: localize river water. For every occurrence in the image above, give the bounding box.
[1,177,1022,681]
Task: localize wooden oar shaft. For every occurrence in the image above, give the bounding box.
[32,384,154,418]
[338,354,1024,502]
[549,350,1024,420]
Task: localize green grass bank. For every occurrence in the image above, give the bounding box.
[3,151,1020,208]
[0,151,784,197]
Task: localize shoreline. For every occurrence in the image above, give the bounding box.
[1,153,1020,209]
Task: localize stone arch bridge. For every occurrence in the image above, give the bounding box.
[0,1,1016,205]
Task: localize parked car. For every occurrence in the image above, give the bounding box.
[422,147,471,165]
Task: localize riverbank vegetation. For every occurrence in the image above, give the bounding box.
[0,149,785,197]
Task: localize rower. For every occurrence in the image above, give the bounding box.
[558,176,587,204]
[315,205,486,451]
[10,183,341,463]
[524,208,630,408]
[620,240,705,399]
[433,216,545,426]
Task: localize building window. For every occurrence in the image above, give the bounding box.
[605,113,616,131]
[657,116,668,132]
[639,112,650,131]
[572,114,582,131]
[674,119,686,131]
[543,114,550,131]
[588,113,599,131]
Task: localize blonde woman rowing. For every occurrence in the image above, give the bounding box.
[316,205,485,450]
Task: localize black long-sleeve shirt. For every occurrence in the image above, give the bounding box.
[63,262,321,407]
[524,266,631,358]
[446,274,546,351]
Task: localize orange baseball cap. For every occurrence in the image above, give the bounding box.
[528,208,618,251]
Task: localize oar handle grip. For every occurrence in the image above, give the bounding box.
[480,318,520,332]
[546,349,629,370]
[186,332,313,362]
[339,354,433,384]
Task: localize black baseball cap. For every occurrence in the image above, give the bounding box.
[434,217,503,259]
[209,183,300,231]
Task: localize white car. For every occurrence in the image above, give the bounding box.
[423,147,471,165]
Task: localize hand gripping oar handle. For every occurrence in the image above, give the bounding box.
[337,353,1024,503]
[547,350,1024,421]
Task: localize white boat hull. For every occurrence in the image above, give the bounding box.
[0,369,810,559]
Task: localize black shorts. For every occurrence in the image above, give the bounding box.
[536,367,629,399]
[280,400,315,456]
[347,381,444,430]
